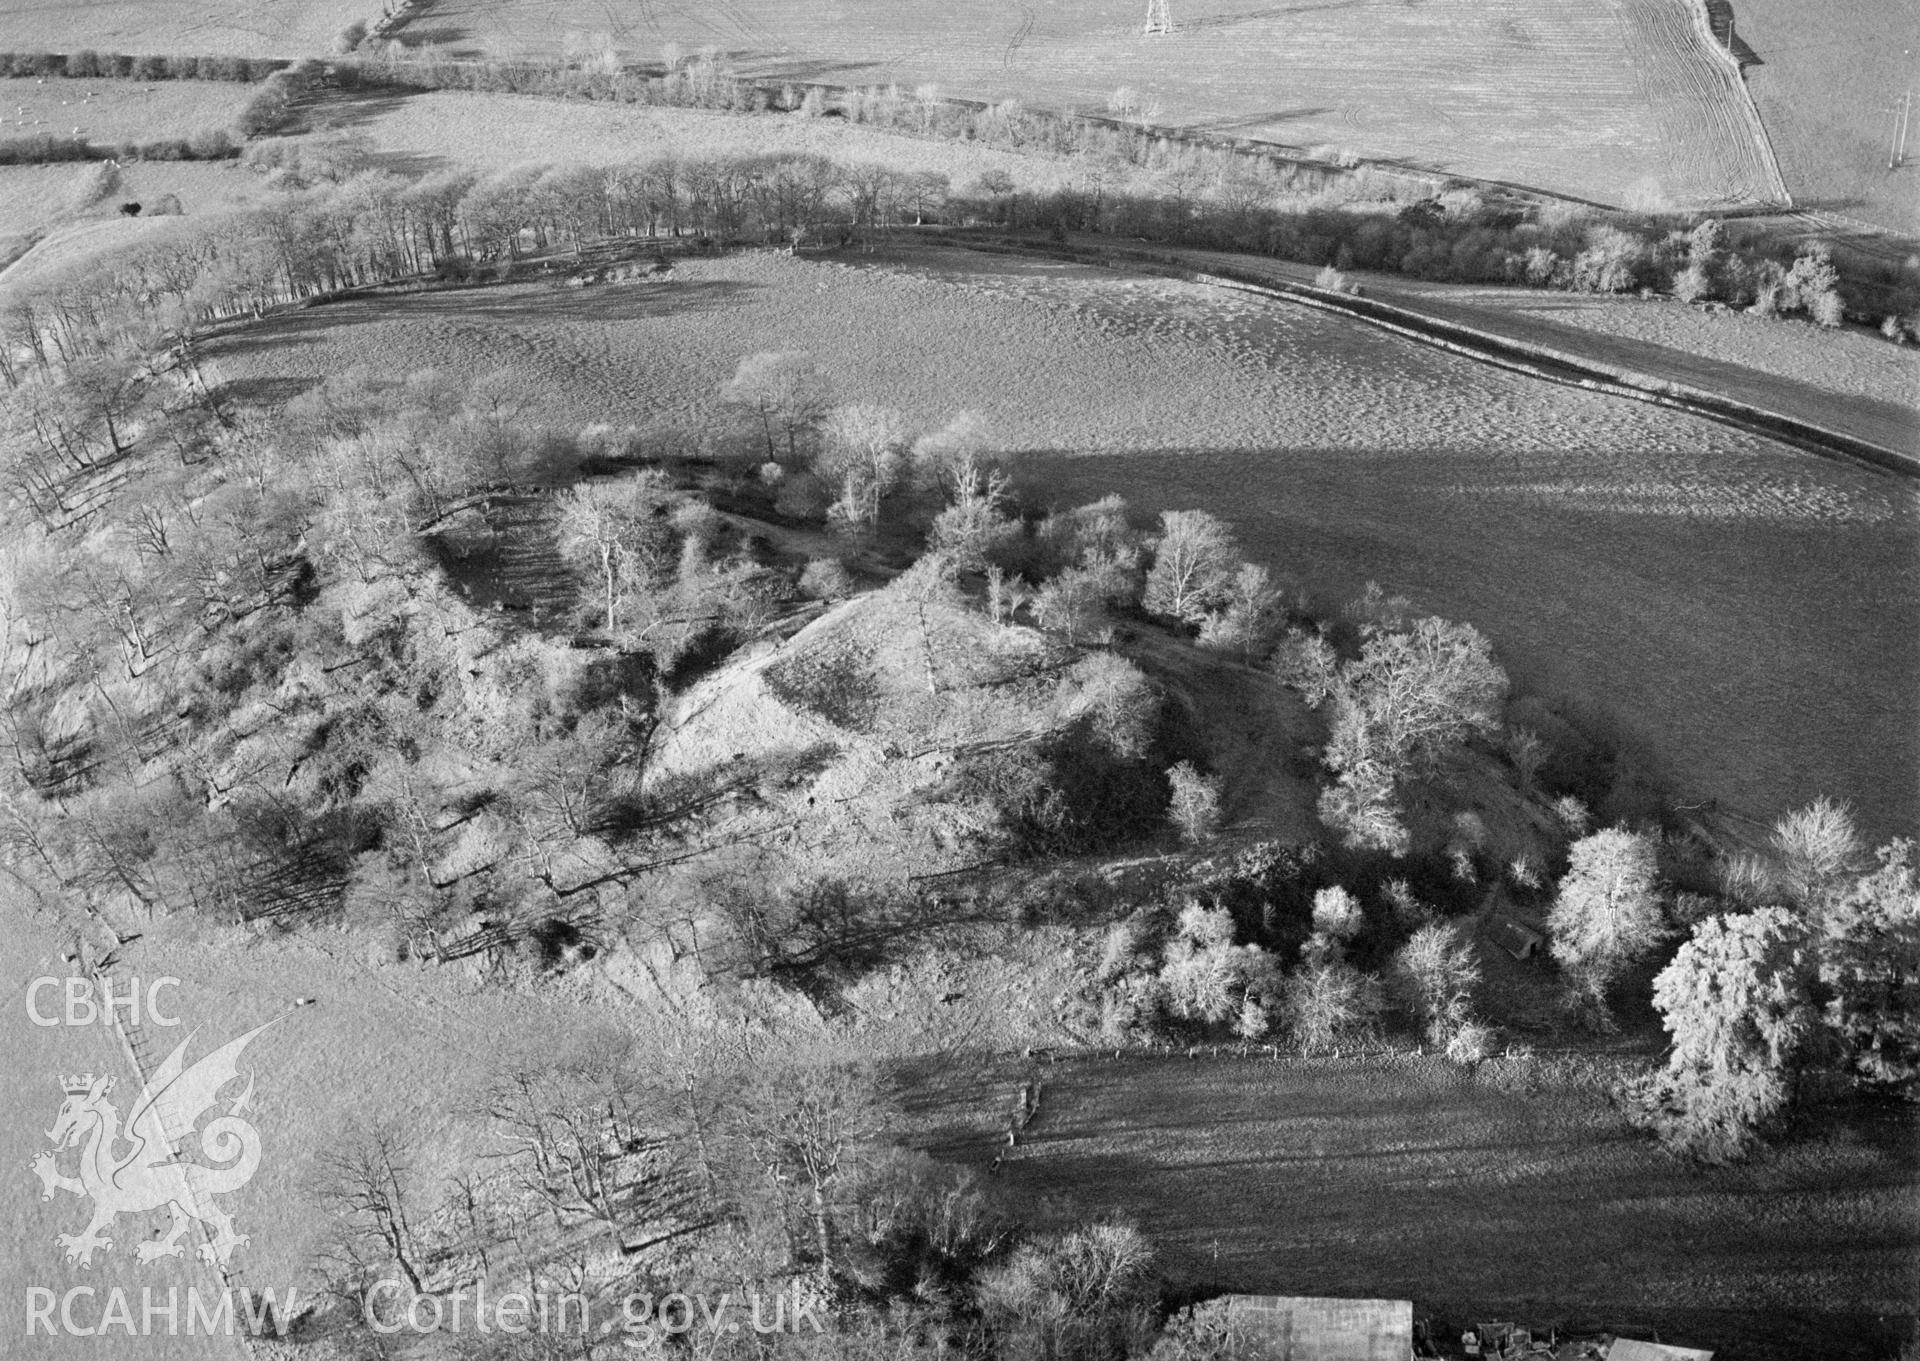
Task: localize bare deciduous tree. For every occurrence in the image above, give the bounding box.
[1033,566,1110,647]
[722,1050,890,1280]
[1143,509,1238,625]
[1546,826,1667,1029]
[313,1121,431,1299]
[1166,761,1223,844]
[1325,614,1507,778]
[1770,795,1867,916]
[719,351,831,466]
[1197,561,1282,660]
[976,1220,1156,1360]
[483,1056,714,1258]
[1391,920,1482,1044]
[553,472,674,636]
[1280,960,1382,1055]
[928,453,1018,571]
[819,404,913,529]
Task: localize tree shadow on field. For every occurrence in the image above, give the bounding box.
[295,85,416,129]
[297,88,458,177]
[1183,106,1335,134]
[361,148,455,178]
[379,277,765,325]
[199,324,327,368]
[199,278,764,362]
[745,55,886,83]
[1175,0,1371,31]
[203,374,319,409]
[389,24,473,49]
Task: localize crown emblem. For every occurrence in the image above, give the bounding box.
[61,1073,98,1095]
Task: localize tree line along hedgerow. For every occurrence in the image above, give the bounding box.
[0,51,286,81]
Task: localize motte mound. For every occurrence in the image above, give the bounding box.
[648,566,1149,889]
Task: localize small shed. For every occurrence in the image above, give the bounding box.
[1488,914,1546,961]
[1221,1294,1413,1361]
[1606,1341,1714,1361]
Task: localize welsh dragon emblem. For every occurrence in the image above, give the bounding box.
[27,1021,276,1269]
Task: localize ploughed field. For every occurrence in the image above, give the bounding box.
[203,247,1920,841]
[392,0,1782,211]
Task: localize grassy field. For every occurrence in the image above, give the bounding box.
[200,247,1919,841]
[917,1049,1920,1360]
[1731,0,1920,232]
[390,0,1782,212]
[0,77,250,142]
[0,160,267,288]
[0,0,366,59]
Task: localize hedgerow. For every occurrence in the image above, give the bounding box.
[0,130,239,165]
[0,51,286,81]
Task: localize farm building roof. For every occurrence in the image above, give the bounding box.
[1487,914,1546,960]
[1605,1341,1714,1361]
[1219,1294,1413,1361]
